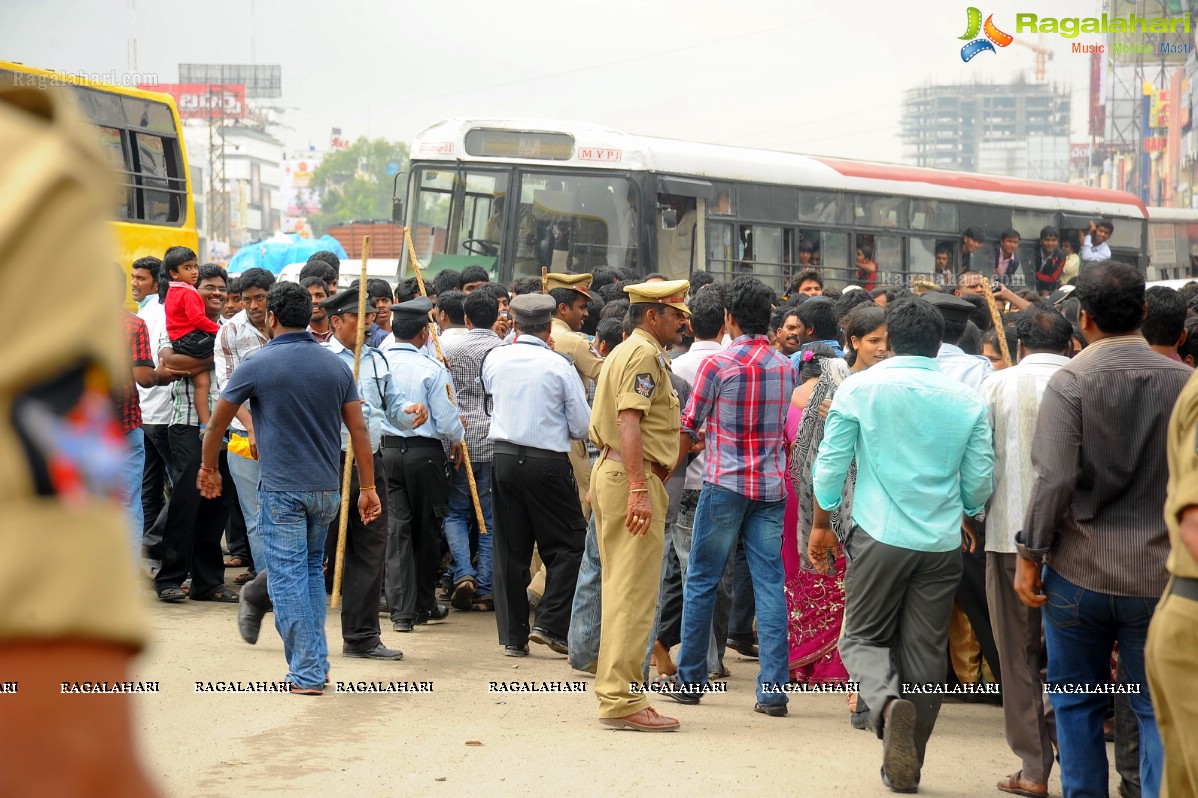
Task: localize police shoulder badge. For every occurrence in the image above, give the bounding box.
[634,372,655,397]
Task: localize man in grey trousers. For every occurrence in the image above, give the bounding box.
[811,297,994,793]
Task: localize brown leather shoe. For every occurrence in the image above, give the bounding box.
[599,706,680,732]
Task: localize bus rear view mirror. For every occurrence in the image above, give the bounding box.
[660,207,678,231]
[392,198,404,226]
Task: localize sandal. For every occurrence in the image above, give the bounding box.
[233,571,256,585]
[157,586,187,602]
[223,556,247,568]
[193,587,239,603]
[996,772,1048,798]
[709,666,732,680]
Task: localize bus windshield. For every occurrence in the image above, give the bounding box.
[409,165,639,282]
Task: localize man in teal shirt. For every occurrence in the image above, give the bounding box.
[810,297,993,794]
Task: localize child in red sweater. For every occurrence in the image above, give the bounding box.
[161,246,218,426]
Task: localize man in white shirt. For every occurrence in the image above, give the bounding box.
[979,306,1074,798]
[132,256,172,567]
[1080,219,1114,263]
[926,292,994,390]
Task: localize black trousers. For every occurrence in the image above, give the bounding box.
[324,452,390,652]
[491,448,585,645]
[140,422,172,559]
[154,426,232,598]
[956,518,1002,686]
[224,477,251,565]
[381,438,450,621]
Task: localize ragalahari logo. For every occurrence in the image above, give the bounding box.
[959,7,1014,61]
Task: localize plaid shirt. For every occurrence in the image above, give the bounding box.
[680,334,797,501]
[157,329,218,427]
[115,310,153,434]
[214,308,267,430]
[442,328,506,462]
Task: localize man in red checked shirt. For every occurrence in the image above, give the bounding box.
[117,273,159,563]
[663,276,797,717]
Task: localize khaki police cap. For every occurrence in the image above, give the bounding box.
[625,279,691,316]
[545,272,595,301]
[510,293,556,326]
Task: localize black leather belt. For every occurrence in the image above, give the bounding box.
[380,435,441,451]
[1168,575,1198,602]
[493,441,567,460]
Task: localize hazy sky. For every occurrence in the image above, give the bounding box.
[2,0,1108,162]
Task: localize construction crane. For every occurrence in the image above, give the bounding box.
[1013,37,1054,82]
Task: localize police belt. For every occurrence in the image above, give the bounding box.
[1168,575,1198,603]
[599,446,670,483]
[493,441,568,461]
[380,435,441,451]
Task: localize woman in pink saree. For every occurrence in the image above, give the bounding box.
[783,305,888,719]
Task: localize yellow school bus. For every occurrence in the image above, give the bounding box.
[0,61,198,284]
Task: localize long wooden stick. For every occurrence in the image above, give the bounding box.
[540,266,548,294]
[331,236,371,609]
[403,230,488,537]
[981,279,1012,368]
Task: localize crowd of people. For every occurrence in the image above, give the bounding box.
[114,240,1198,797]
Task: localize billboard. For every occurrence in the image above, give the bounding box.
[178,64,281,98]
[141,83,246,120]
[281,155,323,218]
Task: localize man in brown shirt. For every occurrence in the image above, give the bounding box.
[1147,365,1198,797]
[1016,262,1190,798]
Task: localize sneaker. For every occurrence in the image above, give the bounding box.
[393,618,414,633]
[754,702,788,717]
[416,604,450,624]
[529,627,568,655]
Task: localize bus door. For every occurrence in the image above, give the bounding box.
[408,166,510,282]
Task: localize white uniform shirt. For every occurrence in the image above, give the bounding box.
[936,343,994,391]
[136,295,172,425]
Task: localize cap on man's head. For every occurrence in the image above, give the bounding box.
[510,293,556,326]
[545,272,595,300]
[922,291,974,324]
[625,278,691,316]
[390,296,434,321]
[321,289,377,316]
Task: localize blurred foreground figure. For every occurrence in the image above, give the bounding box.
[0,86,156,796]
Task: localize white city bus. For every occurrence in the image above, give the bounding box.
[399,118,1149,292]
[1147,207,1198,281]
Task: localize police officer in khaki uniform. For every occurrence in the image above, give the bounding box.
[0,85,154,795]
[591,279,691,732]
[1147,374,1198,796]
[546,272,603,513]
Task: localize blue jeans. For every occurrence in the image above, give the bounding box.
[442,460,493,595]
[568,513,601,672]
[260,489,340,689]
[228,449,266,573]
[677,483,787,707]
[123,428,145,564]
[1042,567,1162,798]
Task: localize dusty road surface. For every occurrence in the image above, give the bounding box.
[131,591,1119,798]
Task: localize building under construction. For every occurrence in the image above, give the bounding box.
[901,79,1072,181]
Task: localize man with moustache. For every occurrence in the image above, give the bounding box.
[591,279,691,732]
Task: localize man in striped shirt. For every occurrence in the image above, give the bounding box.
[1016,262,1191,798]
[666,276,797,715]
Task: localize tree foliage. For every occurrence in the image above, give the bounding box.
[308,137,409,235]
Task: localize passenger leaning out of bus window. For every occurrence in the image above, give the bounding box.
[992,228,1021,288]
[1059,234,1081,286]
[1032,226,1067,296]
[854,242,878,291]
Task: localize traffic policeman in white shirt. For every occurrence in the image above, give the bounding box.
[925,292,994,390]
[380,297,466,633]
[481,293,591,658]
[319,290,427,660]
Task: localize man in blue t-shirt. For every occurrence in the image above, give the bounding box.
[199,282,380,694]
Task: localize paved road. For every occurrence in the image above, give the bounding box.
[131,589,1117,797]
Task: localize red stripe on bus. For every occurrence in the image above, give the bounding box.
[813,157,1148,216]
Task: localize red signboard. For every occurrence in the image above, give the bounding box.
[139,83,247,120]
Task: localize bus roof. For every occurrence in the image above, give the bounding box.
[0,60,179,107]
[413,118,1147,220]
